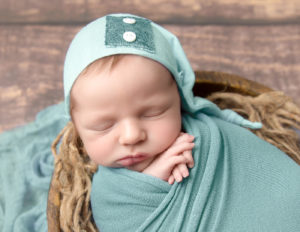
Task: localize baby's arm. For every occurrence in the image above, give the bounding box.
[142,133,194,184]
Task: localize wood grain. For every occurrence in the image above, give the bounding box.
[1,24,299,132]
[0,0,299,25]
[0,25,79,132]
[167,24,300,102]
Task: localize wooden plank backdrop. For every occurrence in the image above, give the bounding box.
[1,0,300,132]
[0,0,300,24]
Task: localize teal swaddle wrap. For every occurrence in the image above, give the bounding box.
[61,13,300,231]
[91,114,300,232]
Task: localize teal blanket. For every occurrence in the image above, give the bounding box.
[91,112,300,231]
[0,103,67,232]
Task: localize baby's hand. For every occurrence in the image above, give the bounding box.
[167,149,193,184]
[142,133,195,184]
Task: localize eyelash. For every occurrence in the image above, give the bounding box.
[90,108,168,131]
[92,122,115,132]
[142,109,166,118]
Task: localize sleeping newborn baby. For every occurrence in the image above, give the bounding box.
[61,13,300,232]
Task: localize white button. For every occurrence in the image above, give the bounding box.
[123,18,136,24]
[123,31,136,42]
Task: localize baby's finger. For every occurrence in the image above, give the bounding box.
[168,175,175,185]
[165,142,195,158]
[172,168,183,183]
[169,155,189,167]
[173,133,194,145]
[177,163,190,178]
[183,150,194,168]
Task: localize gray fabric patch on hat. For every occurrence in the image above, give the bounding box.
[105,16,155,53]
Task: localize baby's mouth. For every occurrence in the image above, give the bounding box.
[117,154,148,167]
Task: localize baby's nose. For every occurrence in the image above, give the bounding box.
[119,119,146,145]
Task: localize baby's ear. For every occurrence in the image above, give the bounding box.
[69,94,78,119]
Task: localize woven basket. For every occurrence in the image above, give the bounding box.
[47,70,273,231]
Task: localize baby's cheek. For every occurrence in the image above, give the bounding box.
[83,138,110,165]
[151,120,181,150]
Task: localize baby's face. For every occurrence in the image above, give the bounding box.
[71,55,182,172]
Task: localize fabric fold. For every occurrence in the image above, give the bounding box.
[91,112,300,232]
[0,102,68,232]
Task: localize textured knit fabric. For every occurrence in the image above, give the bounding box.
[91,114,300,232]
[0,103,67,232]
[105,15,155,52]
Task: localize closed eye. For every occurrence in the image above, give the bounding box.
[88,121,115,133]
[142,108,168,119]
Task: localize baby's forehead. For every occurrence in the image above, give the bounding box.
[80,54,175,82]
[70,55,180,114]
[73,54,176,93]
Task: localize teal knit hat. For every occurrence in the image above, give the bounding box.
[64,13,195,117]
[63,13,261,129]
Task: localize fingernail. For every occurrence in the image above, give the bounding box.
[177,177,183,182]
[183,172,189,178]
